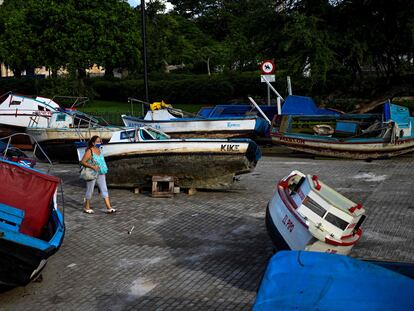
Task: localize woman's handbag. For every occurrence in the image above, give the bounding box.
[80,166,98,181]
[80,150,98,181]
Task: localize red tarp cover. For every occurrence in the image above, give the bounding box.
[0,160,60,237]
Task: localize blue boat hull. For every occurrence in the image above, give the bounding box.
[0,237,59,288]
[254,251,414,311]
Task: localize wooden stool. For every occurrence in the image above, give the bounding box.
[152,175,174,198]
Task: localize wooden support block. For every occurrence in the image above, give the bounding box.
[152,175,175,198]
[133,188,140,194]
[187,188,197,196]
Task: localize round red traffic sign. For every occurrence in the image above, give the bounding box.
[260,60,275,74]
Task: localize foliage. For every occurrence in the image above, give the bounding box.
[0,0,140,78]
[1,0,414,100]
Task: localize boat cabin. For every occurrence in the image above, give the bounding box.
[109,127,170,143]
[282,171,365,243]
[45,110,103,129]
[0,94,60,121]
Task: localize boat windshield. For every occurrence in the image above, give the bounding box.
[307,175,355,212]
[146,129,169,140]
[303,197,326,217]
[120,130,136,140]
[325,212,349,230]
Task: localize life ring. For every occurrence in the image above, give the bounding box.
[313,124,334,136]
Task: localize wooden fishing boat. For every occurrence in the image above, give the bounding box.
[266,170,366,255]
[0,159,64,288]
[26,110,123,162]
[76,127,262,190]
[270,102,414,159]
[0,93,60,149]
[121,101,269,139]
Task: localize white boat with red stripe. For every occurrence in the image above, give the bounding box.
[266,170,366,255]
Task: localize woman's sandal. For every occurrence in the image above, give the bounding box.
[84,208,94,214]
[106,208,116,214]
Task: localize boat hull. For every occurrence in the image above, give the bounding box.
[266,189,354,255]
[253,251,414,311]
[0,238,56,288]
[122,116,266,139]
[271,134,414,159]
[27,127,121,162]
[100,140,260,189]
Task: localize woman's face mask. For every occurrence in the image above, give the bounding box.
[95,143,102,148]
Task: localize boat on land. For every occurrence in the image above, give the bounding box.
[0,158,64,288]
[0,92,61,149]
[76,127,261,190]
[270,102,414,159]
[253,251,414,311]
[26,110,123,162]
[0,139,36,167]
[121,100,270,139]
[198,95,340,120]
[266,170,366,255]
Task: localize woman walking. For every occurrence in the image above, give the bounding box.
[80,135,116,214]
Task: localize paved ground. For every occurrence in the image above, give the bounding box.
[0,152,413,310]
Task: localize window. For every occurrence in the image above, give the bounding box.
[9,100,21,106]
[120,130,135,140]
[140,129,154,140]
[325,213,349,230]
[146,129,168,140]
[38,105,45,111]
[304,197,326,217]
[56,114,66,121]
[289,177,305,194]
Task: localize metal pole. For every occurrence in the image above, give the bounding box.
[277,97,282,115]
[262,76,284,101]
[287,76,292,95]
[141,0,149,103]
[267,85,271,106]
[248,97,272,125]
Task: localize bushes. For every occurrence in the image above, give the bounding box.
[4,72,411,109]
[90,73,273,105]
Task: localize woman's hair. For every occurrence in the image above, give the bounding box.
[87,136,100,149]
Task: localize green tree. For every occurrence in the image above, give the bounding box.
[0,0,141,79]
[0,0,39,77]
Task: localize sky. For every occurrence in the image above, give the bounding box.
[128,0,173,11]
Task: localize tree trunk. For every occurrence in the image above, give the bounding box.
[13,69,22,78]
[26,68,35,77]
[104,65,114,77]
[207,57,211,76]
[77,68,86,78]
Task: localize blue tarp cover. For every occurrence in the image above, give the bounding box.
[281,95,339,116]
[198,104,278,120]
[253,251,414,311]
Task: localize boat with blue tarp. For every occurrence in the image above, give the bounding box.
[253,251,414,311]
[121,100,270,139]
[197,95,340,120]
[0,158,64,288]
[271,102,414,159]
